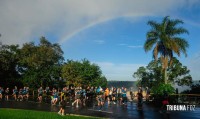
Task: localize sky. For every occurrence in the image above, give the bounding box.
[0,0,200,81]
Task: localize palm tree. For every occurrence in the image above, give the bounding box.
[144,16,189,84]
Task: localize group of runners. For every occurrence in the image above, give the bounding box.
[37,86,131,107]
[0,85,154,116]
[0,86,29,101]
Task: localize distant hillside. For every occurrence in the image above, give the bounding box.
[107,81,137,90]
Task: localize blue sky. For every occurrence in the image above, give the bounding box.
[0,0,200,81]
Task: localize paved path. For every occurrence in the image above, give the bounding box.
[0,100,199,119]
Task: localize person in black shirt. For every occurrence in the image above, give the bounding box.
[137,87,143,110]
[5,88,9,101]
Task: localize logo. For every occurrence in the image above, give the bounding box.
[166,105,196,111]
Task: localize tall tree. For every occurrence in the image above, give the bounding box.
[18,37,64,88]
[0,44,22,87]
[144,16,189,84]
[62,59,107,87]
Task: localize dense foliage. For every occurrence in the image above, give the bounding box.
[151,83,174,95]
[0,44,22,87]
[133,57,192,94]
[62,59,107,88]
[182,81,200,94]
[0,37,107,89]
[18,37,64,88]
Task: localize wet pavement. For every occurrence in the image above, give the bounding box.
[0,100,200,119]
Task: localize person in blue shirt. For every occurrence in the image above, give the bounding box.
[22,87,27,99]
[0,87,4,100]
[81,88,86,106]
[72,87,82,108]
[52,89,58,105]
[12,86,18,101]
[38,87,43,103]
[18,88,23,101]
[25,87,29,100]
[122,88,127,105]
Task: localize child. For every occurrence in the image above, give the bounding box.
[58,99,66,116]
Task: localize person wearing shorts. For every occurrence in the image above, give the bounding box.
[104,88,110,104]
[18,88,23,101]
[117,88,122,105]
[38,87,43,103]
[58,99,66,116]
[72,87,81,108]
[52,89,58,105]
[0,87,4,100]
[13,86,18,100]
[97,91,104,111]
[5,88,9,101]
[112,88,117,104]
[122,88,127,105]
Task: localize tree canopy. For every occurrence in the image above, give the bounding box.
[17,37,64,88]
[0,37,108,89]
[0,44,22,87]
[62,59,107,88]
[133,57,192,89]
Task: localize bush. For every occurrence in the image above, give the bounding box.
[151,83,175,95]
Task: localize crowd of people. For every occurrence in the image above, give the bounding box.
[0,85,154,116]
[0,86,29,101]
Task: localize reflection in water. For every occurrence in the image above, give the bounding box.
[138,110,144,119]
[0,101,200,119]
[51,105,58,112]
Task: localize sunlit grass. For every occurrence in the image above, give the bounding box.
[0,108,102,119]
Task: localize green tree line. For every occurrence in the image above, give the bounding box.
[0,37,107,89]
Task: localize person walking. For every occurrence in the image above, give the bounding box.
[137,87,143,110]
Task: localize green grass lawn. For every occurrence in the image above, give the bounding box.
[0,108,102,119]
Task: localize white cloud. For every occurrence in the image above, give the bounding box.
[94,61,146,81]
[128,45,143,48]
[118,44,143,48]
[94,40,105,44]
[0,0,199,45]
[118,43,128,46]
